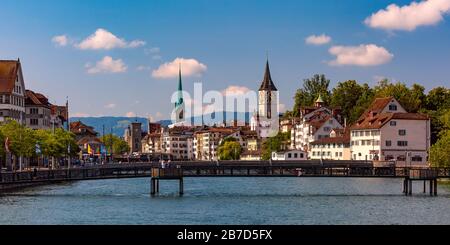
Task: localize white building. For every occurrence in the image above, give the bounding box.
[291,97,343,151]
[310,128,351,160]
[161,126,195,160]
[0,59,26,124]
[350,97,430,167]
[272,150,307,161]
[251,60,279,138]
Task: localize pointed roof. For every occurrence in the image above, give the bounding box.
[259,60,278,91]
[316,94,324,103]
[175,64,184,108]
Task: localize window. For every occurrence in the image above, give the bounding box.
[361,140,366,146]
[30,118,38,125]
[397,155,406,161]
[294,153,298,158]
[288,153,292,158]
[312,152,316,156]
[399,130,406,136]
[339,152,343,157]
[390,121,397,126]
[386,140,392,147]
[300,153,304,158]
[365,131,370,136]
[389,104,398,111]
[335,152,339,157]
[397,141,408,147]
[323,127,331,132]
[412,156,423,162]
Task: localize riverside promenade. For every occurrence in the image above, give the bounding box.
[1,161,449,196]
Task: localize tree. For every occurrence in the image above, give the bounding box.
[425,87,450,111]
[217,138,242,160]
[373,80,425,113]
[261,132,290,160]
[100,134,130,155]
[0,120,36,169]
[293,74,331,116]
[330,80,370,123]
[430,130,450,167]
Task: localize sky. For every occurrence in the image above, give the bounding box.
[1,0,450,120]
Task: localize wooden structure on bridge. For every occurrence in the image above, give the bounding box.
[1,161,449,196]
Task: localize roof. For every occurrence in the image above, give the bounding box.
[259,60,278,91]
[311,128,351,145]
[50,105,68,121]
[25,90,50,107]
[316,94,324,103]
[0,60,20,93]
[70,121,98,135]
[358,97,393,121]
[351,112,429,130]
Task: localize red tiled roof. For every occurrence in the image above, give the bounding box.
[77,136,103,145]
[70,121,98,135]
[358,97,394,121]
[351,112,429,130]
[311,128,351,145]
[25,90,50,107]
[0,60,20,93]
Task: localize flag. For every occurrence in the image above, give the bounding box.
[87,144,93,155]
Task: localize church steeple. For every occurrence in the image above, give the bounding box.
[259,59,278,91]
[175,64,185,121]
[175,64,184,108]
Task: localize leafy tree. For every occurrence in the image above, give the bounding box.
[293,74,331,116]
[261,132,290,160]
[430,130,450,167]
[100,134,130,155]
[373,80,425,112]
[218,138,242,160]
[425,87,450,111]
[330,80,370,123]
[0,120,36,167]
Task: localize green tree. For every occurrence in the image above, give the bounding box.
[425,87,450,111]
[261,132,290,160]
[430,130,450,167]
[100,134,130,155]
[217,138,242,160]
[330,80,370,123]
[0,120,36,169]
[373,80,425,113]
[293,74,331,116]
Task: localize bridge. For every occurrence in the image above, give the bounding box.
[1,160,449,196]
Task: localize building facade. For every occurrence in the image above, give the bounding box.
[350,97,430,166]
[25,90,52,130]
[125,122,143,154]
[0,60,26,124]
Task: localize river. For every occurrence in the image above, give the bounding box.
[1,177,449,225]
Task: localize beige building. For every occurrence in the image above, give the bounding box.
[310,128,351,160]
[0,59,26,124]
[291,96,344,151]
[193,128,237,161]
[350,97,430,167]
[25,90,52,130]
[161,126,195,160]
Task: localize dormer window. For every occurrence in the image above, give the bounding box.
[389,104,397,111]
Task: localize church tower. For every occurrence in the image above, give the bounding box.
[258,60,278,119]
[251,59,279,138]
[174,64,185,123]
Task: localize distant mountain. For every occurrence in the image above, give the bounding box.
[70,112,252,137]
[70,117,149,137]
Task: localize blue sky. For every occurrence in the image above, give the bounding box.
[1,0,449,120]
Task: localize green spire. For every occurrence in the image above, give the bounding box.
[175,63,184,108]
[316,94,324,103]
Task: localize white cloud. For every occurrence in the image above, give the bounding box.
[152,57,207,79]
[86,56,128,74]
[136,65,151,71]
[126,112,137,117]
[328,44,394,67]
[222,86,252,96]
[104,103,116,109]
[72,112,90,117]
[52,35,69,47]
[365,0,450,31]
[305,34,332,45]
[76,28,146,50]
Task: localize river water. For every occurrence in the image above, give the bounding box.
[1,177,449,225]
